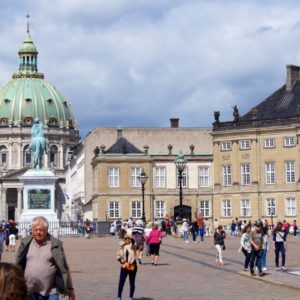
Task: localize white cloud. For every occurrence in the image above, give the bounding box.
[0,1,300,136]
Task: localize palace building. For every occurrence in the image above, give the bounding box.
[0,25,79,221]
[212,65,300,226]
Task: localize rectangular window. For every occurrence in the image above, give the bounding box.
[221,142,231,151]
[284,137,295,147]
[155,201,165,218]
[266,198,276,216]
[1,153,6,165]
[264,138,275,148]
[109,201,120,218]
[285,197,296,216]
[108,167,120,188]
[131,201,142,218]
[131,167,142,187]
[25,152,31,164]
[241,164,251,185]
[155,167,166,188]
[222,165,232,186]
[285,161,295,183]
[199,166,210,187]
[177,168,188,188]
[240,199,251,217]
[265,163,275,184]
[222,199,232,217]
[240,140,251,150]
[199,200,211,217]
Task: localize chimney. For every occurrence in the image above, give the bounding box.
[117,128,122,140]
[170,118,179,128]
[286,65,300,91]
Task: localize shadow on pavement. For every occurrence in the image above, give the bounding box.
[135,298,154,300]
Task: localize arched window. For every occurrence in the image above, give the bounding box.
[50,145,58,167]
[0,145,7,166]
[23,145,32,166]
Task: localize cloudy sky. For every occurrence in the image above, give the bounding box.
[0,0,300,137]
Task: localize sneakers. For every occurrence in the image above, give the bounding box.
[282,266,286,272]
[251,272,256,276]
[138,258,142,265]
[276,267,280,271]
[259,272,265,277]
[262,267,268,271]
[185,240,189,243]
[244,268,249,271]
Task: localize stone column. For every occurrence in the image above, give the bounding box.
[44,151,49,168]
[1,188,7,220]
[59,144,64,169]
[17,188,23,221]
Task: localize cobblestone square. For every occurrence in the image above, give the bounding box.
[3,235,300,300]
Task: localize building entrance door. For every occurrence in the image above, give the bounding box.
[174,205,192,221]
[8,206,15,221]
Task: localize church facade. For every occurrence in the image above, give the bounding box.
[0,26,79,221]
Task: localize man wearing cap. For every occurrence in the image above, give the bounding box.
[132,220,145,265]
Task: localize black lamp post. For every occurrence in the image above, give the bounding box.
[175,152,187,221]
[138,168,148,223]
[271,209,274,229]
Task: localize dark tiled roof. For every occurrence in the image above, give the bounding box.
[242,82,300,120]
[105,137,143,154]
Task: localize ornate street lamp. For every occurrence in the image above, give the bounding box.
[175,152,187,220]
[138,168,148,223]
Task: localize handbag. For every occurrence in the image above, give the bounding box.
[122,262,135,272]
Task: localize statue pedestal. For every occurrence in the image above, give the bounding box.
[19,168,59,222]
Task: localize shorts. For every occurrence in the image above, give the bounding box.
[136,243,144,251]
[9,234,16,246]
[149,243,160,256]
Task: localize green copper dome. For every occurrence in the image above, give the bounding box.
[0,28,77,129]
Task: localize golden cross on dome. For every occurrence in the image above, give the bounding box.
[26,14,30,33]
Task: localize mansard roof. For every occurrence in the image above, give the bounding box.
[242,82,300,121]
[105,137,143,154]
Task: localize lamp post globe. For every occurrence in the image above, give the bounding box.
[175,152,187,221]
[138,168,148,223]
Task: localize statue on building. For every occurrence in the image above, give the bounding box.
[29,117,48,169]
[232,105,240,122]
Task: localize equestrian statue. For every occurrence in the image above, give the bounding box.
[29,117,48,169]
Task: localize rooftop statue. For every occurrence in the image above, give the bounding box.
[29,117,48,169]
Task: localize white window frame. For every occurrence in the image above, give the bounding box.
[240,199,251,217]
[155,167,166,188]
[177,167,188,188]
[222,165,232,186]
[264,138,275,148]
[199,166,210,187]
[240,140,251,150]
[266,198,276,216]
[222,199,232,217]
[199,200,211,217]
[108,167,120,188]
[284,137,295,147]
[265,163,275,184]
[109,201,120,218]
[240,164,251,185]
[131,167,142,188]
[285,161,295,183]
[221,142,231,151]
[155,200,165,218]
[285,197,297,216]
[131,200,142,218]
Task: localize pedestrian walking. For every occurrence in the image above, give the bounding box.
[116,232,138,300]
[132,220,146,265]
[16,216,75,300]
[147,223,163,266]
[191,221,199,242]
[261,225,269,271]
[199,224,205,242]
[0,262,27,300]
[292,220,298,236]
[230,220,237,237]
[83,218,92,239]
[213,225,226,266]
[239,224,251,271]
[0,225,5,261]
[249,223,265,277]
[8,221,17,252]
[273,222,287,272]
[182,219,190,243]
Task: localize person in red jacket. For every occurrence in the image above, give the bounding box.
[146,223,163,266]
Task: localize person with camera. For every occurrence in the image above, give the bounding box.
[213,225,226,266]
[116,232,137,300]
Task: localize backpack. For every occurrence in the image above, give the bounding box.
[133,232,145,244]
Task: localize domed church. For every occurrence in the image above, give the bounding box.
[0,22,79,222]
